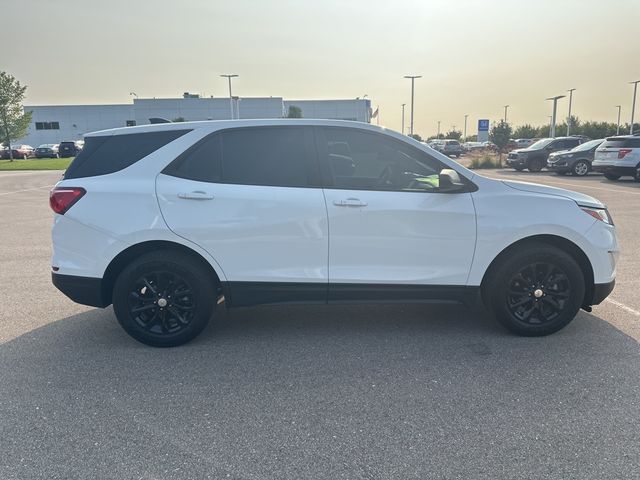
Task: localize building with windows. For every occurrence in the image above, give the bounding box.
[19,96,372,147]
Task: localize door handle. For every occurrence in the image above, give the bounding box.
[333,198,367,207]
[177,191,214,200]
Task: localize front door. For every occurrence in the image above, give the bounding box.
[316,127,476,299]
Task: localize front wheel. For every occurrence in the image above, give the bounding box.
[572,160,589,177]
[112,250,216,347]
[527,158,544,172]
[485,244,584,336]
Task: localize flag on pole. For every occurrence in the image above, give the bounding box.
[371,107,379,119]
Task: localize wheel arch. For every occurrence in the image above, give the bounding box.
[480,234,594,308]
[101,240,224,306]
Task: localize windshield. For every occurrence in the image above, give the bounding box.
[571,139,602,152]
[527,138,554,149]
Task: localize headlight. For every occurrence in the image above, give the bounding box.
[580,206,613,225]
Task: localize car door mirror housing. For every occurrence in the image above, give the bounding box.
[438,169,465,192]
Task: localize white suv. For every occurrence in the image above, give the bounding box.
[592,135,640,181]
[50,120,618,347]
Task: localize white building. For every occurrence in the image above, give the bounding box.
[19,96,372,147]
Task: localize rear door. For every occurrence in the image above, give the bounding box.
[156,126,329,305]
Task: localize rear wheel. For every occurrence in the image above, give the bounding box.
[527,158,544,172]
[485,244,584,336]
[112,250,216,347]
[634,166,640,182]
[604,173,621,181]
[572,160,589,177]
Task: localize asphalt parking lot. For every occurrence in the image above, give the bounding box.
[1,169,639,479]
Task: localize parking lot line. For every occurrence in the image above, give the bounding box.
[606,298,640,317]
[0,185,53,196]
[485,173,640,196]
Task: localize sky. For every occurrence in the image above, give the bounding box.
[4,0,639,136]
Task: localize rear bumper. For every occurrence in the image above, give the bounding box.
[52,272,109,308]
[592,165,636,176]
[589,279,615,306]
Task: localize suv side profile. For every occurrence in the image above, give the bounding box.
[507,137,583,172]
[592,135,640,181]
[547,139,604,177]
[50,120,618,347]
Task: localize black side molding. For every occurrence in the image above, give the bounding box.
[589,280,615,306]
[52,273,109,308]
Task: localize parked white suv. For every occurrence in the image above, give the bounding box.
[592,135,640,181]
[50,120,618,347]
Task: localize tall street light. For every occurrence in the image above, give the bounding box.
[566,88,576,136]
[437,120,441,138]
[220,74,239,119]
[464,114,468,143]
[401,104,406,135]
[503,105,509,123]
[615,105,622,135]
[630,80,640,134]
[546,95,566,138]
[404,75,422,136]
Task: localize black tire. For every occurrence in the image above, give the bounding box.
[112,250,216,347]
[484,244,584,336]
[527,158,544,172]
[634,166,640,182]
[604,173,621,181]
[572,160,590,177]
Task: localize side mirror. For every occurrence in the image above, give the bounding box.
[438,169,465,192]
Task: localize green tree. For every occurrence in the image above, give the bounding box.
[444,129,462,140]
[489,120,512,166]
[512,124,538,139]
[408,133,423,142]
[287,105,302,118]
[0,72,32,161]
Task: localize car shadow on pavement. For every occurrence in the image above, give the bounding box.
[1,304,639,479]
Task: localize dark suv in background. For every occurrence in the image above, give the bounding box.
[58,141,83,158]
[546,139,604,176]
[506,137,583,172]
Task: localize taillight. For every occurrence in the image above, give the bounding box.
[618,148,632,159]
[49,187,86,214]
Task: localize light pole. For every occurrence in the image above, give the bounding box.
[615,105,622,135]
[503,105,509,123]
[401,104,406,135]
[404,75,422,136]
[464,114,468,143]
[630,80,640,134]
[566,88,576,136]
[546,95,566,138]
[220,74,239,119]
[437,120,441,138]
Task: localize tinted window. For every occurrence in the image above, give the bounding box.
[164,134,222,183]
[625,138,640,148]
[221,128,310,187]
[321,127,443,191]
[65,130,190,179]
[601,138,630,149]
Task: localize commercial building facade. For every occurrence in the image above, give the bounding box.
[19,96,372,147]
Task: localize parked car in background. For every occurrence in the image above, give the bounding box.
[462,141,484,151]
[3,144,36,159]
[547,139,604,177]
[58,141,83,158]
[592,135,640,181]
[440,139,465,158]
[506,137,583,172]
[50,119,617,347]
[35,144,60,158]
[514,138,535,149]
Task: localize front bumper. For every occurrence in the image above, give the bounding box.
[52,272,109,308]
[506,157,526,167]
[592,164,636,176]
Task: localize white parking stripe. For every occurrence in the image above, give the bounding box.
[0,185,53,196]
[605,298,640,317]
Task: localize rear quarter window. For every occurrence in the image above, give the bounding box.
[64,130,191,179]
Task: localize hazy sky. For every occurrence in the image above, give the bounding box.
[4,0,639,136]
